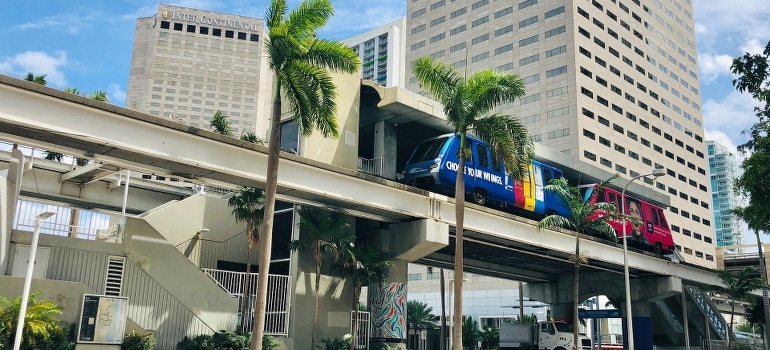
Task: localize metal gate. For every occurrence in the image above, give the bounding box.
[352,311,370,349]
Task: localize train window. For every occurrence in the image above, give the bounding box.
[650,206,661,226]
[477,144,490,168]
[407,137,447,164]
[491,151,502,172]
[543,169,554,184]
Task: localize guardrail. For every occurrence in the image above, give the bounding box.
[13,199,123,242]
[358,156,383,176]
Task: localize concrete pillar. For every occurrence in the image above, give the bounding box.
[1,147,24,274]
[622,301,653,350]
[549,303,574,322]
[374,121,398,180]
[370,259,408,348]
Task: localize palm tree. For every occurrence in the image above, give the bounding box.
[733,205,770,343]
[0,291,63,348]
[407,300,438,348]
[334,245,393,350]
[412,56,533,350]
[251,1,359,348]
[536,177,630,350]
[211,110,234,137]
[241,132,265,145]
[227,187,266,332]
[715,267,764,349]
[289,207,355,349]
[24,73,47,85]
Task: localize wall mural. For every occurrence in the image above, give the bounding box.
[369,282,406,341]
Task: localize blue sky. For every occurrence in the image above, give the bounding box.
[1,1,769,242]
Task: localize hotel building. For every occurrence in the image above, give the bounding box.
[126,4,272,138]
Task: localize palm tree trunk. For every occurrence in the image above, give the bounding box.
[250,81,282,350]
[453,136,466,350]
[313,244,322,349]
[440,268,447,350]
[755,230,770,347]
[573,234,580,350]
[241,244,253,333]
[729,303,735,350]
[350,284,362,350]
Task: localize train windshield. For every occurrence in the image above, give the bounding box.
[406,137,448,165]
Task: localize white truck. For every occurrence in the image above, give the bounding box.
[499,321,591,350]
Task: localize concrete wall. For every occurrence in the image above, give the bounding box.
[299,71,362,170]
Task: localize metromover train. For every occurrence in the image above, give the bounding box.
[399,133,675,255]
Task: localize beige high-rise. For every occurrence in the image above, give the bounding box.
[126,4,272,138]
[405,0,715,268]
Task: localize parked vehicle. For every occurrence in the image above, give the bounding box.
[580,184,676,255]
[499,321,591,350]
[399,133,570,217]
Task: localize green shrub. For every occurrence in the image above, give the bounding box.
[0,292,74,350]
[317,334,351,350]
[177,331,278,350]
[122,330,157,350]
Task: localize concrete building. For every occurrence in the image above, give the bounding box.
[707,141,743,251]
[343,18,407,88]
[126,4,273,138]
[404,0,716,268]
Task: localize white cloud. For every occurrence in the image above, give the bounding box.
[0,51,69,87]
[697,53,733,83]
[15,13,97,34]
[108,83,127,107]
[694,23,707,34]
[739,38,765,56]
[701,91,758,152]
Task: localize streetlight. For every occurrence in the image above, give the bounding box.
[13,210,57,350]
[621,168,664,350]
[448,278,467,350]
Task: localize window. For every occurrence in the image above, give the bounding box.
[547,66,568,77]
[580,46,592,58]
[521,94,541,105]
[520,54,540,66]
[546,46,567,57]
[594,37,606,48]
[412,8,427,18]
[495,25,513,37]
[472,16,489,27]
[430,16,446,27]
[585,150,597,161]
[520,35,539,47]
[451,7,468,18]
[430,33,446,43]
[547,86,568,97]
[520,16,539,28]
[595,56,607,67]
[495,44,514,55]
[545,6,566,19]
[494,7,513,18]
[450,42,466,53]
[173,22,183,31]
[584,129,596,139]
[578,7,590,19]
[580,67,593,78]
[450,25,467,36]
[600,158,612,168]
[472,34,490,45]
[518,0,538,10]
[411,40,426,51]
[547,107,569,118]
[578,27,591,38]
[593,18,605,29]
[545,26,566,38]
[581,87,594,98]
[471,52,489,63]
[412,24,426,34]
[472,0,489,10]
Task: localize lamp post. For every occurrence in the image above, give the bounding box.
[448,278,467,350]
[13,210,57,350]
[621,168,664,350]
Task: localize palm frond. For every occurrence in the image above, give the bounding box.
[473,114,534,180]
[305,39,361,73]
[286,0,333,40]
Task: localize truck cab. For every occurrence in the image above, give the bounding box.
[500,321,591,350]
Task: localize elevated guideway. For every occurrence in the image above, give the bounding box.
[0,74,721,288]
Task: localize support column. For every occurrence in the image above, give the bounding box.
[549,303,574,323]
[370,259,408,348]
[1,147,24,274]
[374,121,398,180]
[622,301,653,350]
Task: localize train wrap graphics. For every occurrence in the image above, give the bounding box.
[400,133,674,255]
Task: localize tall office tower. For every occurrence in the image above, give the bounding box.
[343,18,407,87]
[707,141,743,252]
[126,5,273,138]
[405,0,716,267]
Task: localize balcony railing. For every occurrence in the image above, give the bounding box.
[358,157,383,176]
[13,199,124,243]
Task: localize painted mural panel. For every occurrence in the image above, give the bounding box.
[369,282,406,341]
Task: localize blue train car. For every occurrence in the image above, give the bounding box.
[399,133,569,217]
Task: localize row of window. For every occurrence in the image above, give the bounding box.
[576,8,701,126]
[159,21,259,42]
